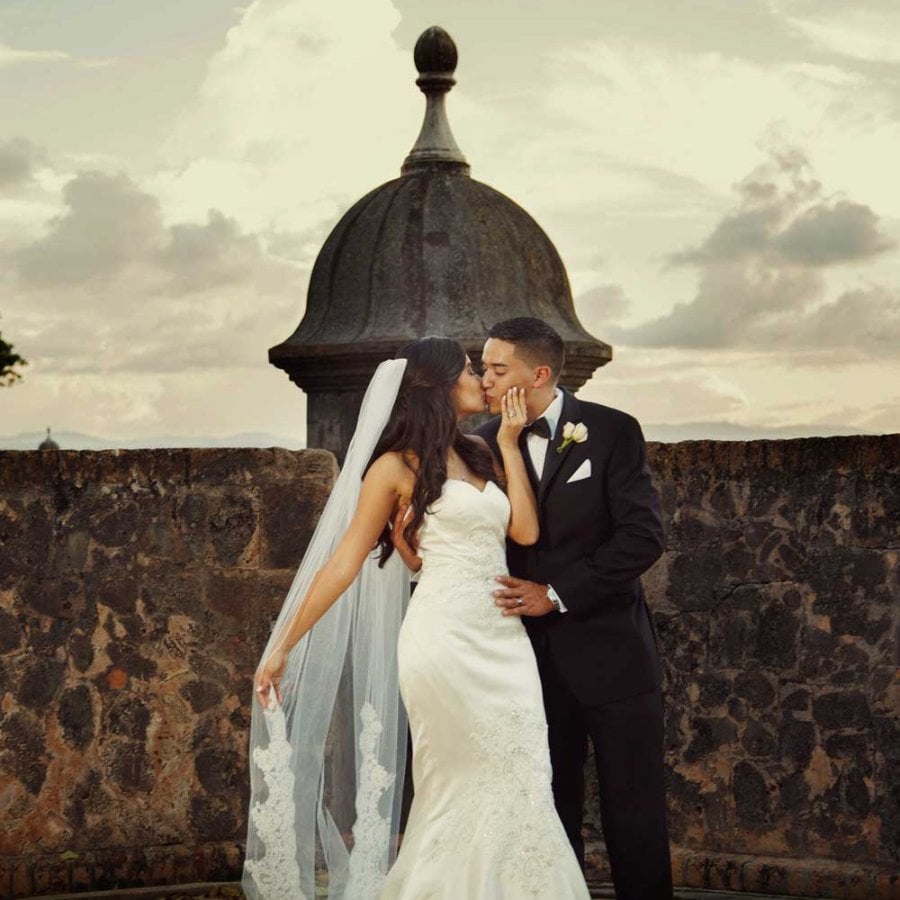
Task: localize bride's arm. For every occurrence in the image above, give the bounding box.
[477,387,539,546]
[254,452,402,703]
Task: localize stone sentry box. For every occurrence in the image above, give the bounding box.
[0,435,897,898]
[268,26,611,462]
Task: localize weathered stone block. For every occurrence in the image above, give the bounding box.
[208,490,258,567]
[190,794,240,842]
[685,716,738,762]
[58,684,95,751]
[0,607,18,654]
[20,576,84,621]
[741,719,777,758]
[0,711,47,796]
[779,715,816,767]
[105,739,154,793]
[733,759,771,827]
[181,679,225,714]
[195,745,242,795]
[104,693,151,740]
[813,690,873,731]
[18,657,66,710]
[0,499,53,588]
[734,670,776,708]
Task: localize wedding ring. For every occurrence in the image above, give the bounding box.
[516,598,524,606]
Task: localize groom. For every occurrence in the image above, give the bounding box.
[476,317,672,900]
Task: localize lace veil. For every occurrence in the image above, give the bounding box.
[242,358,410,900]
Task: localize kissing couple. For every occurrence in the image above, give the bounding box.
[244,317,673,900]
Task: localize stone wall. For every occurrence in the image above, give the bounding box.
[586,435,899,897]
[0,449,337,897]
[1,436,897,898]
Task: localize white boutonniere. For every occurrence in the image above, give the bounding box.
[556,421,588,454]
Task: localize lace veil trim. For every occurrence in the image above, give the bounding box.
[242,359,410,900]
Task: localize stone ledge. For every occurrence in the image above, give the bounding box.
[17,885,241,900]
[648,433,900,478]
[6,848,898,900]
[15,880,900,900]
[672,848,900,899]
[0,845,244,899]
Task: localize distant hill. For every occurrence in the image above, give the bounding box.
[0,430,306,451]
[0,422,882,452]
[641,421,878,442]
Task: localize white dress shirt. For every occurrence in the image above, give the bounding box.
[526,390,564,479]
[524,390,568,613]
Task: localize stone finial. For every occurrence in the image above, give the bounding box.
[402,26,469,175]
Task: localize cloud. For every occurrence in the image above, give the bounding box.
[612,148,899,358]
[158,210,274,293]
[15,172,163,288]
[0,138,47,189]
[0,43,70,66]
[1,168,303,376]
[613,262,823,349]
[156,0,417,233]
[670,148,893,268]
[763,286,900,355]
[0,43,113,69]
[11,170,287,296]
[588,370,748,424]
[775,201,894,266]
[577,284,631,322]
[774,2,900,64]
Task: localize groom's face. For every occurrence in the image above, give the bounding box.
[481,338,537,416]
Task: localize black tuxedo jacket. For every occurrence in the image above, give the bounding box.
[475,390,664,706]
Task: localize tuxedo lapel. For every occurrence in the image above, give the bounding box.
[538,390,581,504]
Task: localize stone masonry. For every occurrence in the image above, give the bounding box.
[0,436,897,898]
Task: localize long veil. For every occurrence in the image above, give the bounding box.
[242,358,410,900]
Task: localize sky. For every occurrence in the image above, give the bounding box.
[1,0,898,448]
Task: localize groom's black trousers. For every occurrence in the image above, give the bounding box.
[539,653,673,900]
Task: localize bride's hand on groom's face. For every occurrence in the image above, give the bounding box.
[497,387,527,447]
[493,576,554,617]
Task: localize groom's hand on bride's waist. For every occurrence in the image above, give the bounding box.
[390,501,422,573]
[493,576,555,617]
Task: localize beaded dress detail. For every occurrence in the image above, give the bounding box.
[380,480,589,899]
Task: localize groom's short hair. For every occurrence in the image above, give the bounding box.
[487,317,565,380]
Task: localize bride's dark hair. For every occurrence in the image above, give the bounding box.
[369,336,496,566]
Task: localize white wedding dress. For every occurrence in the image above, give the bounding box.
[380,478,590,899]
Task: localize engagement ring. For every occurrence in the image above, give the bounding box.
[516,598,524,606]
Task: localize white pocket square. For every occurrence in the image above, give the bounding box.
[566,459,591,484]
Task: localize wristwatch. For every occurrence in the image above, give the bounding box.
[546,584,563,613]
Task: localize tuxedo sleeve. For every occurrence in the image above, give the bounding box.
[550,416,663,613]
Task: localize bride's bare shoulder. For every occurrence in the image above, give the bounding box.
[464,433,504,482]
[367,450,417,489]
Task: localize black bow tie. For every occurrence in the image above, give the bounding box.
[523,417,551,440]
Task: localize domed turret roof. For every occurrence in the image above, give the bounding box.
[270,26,611,393]
[38,427,59,450]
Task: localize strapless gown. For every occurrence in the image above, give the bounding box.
[380,479,590,899]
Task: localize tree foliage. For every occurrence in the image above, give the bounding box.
[0,320,27,386]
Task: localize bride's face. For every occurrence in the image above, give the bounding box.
[451,357,487,416]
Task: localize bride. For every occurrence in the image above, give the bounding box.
[244,336,589,900]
